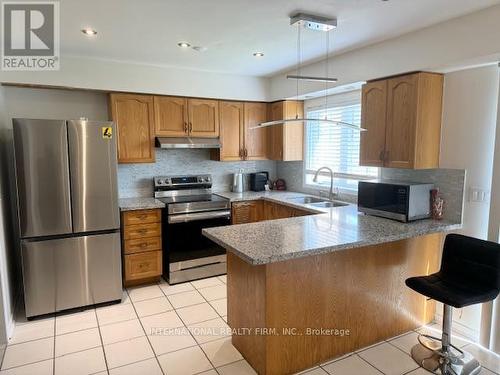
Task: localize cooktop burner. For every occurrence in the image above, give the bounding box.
[153,174,230,215]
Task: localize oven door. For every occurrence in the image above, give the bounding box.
[164,210,230,284]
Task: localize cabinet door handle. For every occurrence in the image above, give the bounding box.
[244,149,248,158]
[184,122,188,133]
[189,122,193,133]
[379,150,385,161]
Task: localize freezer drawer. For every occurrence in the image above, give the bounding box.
[22,232,122,318]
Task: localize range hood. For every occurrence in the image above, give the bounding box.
[155,137,221,149]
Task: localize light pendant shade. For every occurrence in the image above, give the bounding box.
[251,118,366,131]
[287,75,338,83]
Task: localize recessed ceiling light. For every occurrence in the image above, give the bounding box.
[177,42,191,48]
[253,52,264,57]
[81,28,97,36]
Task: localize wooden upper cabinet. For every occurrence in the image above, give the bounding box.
[244,102,267,160]
[110,93,155,163]
[214,101,268,161]
[154,96,188,137]
[360,72,443,169]
[385,74,418,168]
[219,101,244,161]
[360,80,387,167]
[188,99,219,137]
[267,101,304,161]
[268,102,284,160]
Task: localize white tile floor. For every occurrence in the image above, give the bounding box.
[1,276,499,375]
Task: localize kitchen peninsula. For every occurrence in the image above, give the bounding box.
[203,192,461,375]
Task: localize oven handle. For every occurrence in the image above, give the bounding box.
[168,210,231,224]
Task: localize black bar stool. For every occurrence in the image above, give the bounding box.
[406,233,500,375]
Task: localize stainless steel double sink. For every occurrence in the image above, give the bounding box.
[286,196,349,208]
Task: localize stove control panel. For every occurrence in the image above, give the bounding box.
[154,175,212,190]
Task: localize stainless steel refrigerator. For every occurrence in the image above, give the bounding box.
[13,119,122,318]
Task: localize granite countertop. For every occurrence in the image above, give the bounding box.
[204,191,461,265]
[119,197,165,211]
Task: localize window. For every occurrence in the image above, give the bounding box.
[304,91,379,192]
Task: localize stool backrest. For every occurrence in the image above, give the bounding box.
[441,234,500,290]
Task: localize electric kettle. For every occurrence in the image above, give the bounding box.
[232,169,244,193]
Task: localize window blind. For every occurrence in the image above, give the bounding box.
[304,92,379,191]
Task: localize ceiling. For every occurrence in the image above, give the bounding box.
[61,0,500,77]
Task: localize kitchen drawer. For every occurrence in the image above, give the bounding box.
[124,237,162,254]
[123,222,161,240]
[124,251,162,281]
[123,209,161,226]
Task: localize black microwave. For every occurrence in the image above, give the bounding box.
[358,180,434,222]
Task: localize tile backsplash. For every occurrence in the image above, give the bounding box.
[381,168,466,223]
[118,149,276,197]
[120,151,465,224]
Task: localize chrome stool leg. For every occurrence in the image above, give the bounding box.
[410,305,481,375]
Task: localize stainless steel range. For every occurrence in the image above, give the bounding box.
[154,174,231,284]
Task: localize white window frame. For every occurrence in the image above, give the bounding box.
[302,90,380,194]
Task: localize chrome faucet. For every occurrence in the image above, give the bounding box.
[313,166,339,201]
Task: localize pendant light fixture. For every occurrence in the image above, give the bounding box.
[251,13,366,132]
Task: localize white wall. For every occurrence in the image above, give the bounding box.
[440,65,499,239]
[0,171,12,344]
[1,86,109,122]
[270,4,500,100]
[438,65,500,340]
[0,56,270,102]
[485,66,500,353]
[488,69,500,243]
[0,87,15,343]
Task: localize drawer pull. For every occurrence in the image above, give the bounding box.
[138,229,147,234]
[140,243,147,248]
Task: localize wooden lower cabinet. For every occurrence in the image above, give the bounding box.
[124,237,162,254]
[123,209,161,226]
[123,222,161,240]
[231,201,264,224]
[124,251,162,281]
[121,209,162,286]
[231,200,311,224]
[228,234,443,374]
[262,201,309,220]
